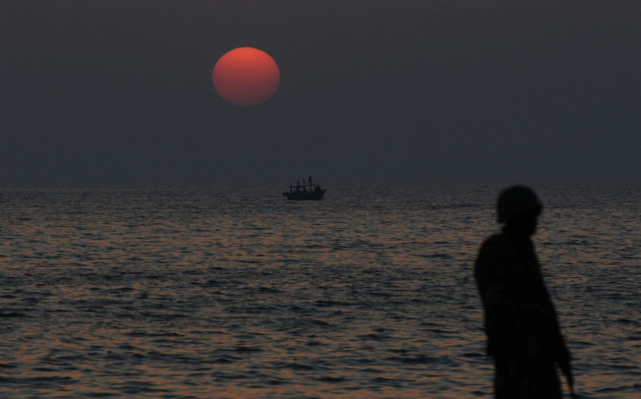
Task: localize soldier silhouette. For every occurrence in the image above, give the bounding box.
[474,186,576,399]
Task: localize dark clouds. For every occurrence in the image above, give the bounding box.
[1,1,640,186]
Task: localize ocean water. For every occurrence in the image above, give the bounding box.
[0,185,639,399]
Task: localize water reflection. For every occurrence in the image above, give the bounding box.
[0,186,639,398]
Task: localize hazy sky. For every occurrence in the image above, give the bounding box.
[2,1,640,186]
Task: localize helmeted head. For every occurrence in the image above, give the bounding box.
[497,185,542,224]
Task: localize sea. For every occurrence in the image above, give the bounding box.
[0,185,639,399]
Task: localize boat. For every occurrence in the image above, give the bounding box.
[283,176,326,201]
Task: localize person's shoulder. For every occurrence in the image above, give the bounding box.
[480,233,505,252]
[476,233,507,264]
[475,233,509,281]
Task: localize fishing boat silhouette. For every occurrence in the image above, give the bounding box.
[283,176,326,201]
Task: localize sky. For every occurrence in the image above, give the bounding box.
[1,1,640,186]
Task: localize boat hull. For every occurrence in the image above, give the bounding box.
[283,189,326,201]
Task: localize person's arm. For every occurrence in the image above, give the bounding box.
[534,270,575,396]
[474,240,518,336]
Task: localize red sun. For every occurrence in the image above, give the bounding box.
[212,47,280,107]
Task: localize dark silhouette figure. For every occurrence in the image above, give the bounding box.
[474,186,576,399]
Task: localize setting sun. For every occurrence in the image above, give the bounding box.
[212,47,280,107]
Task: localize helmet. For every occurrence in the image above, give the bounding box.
[497,185,542,223]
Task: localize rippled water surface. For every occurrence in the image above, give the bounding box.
[1,186,640,398]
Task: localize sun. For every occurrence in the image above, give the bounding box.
[212,47,280,107]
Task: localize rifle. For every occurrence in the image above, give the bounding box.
[558,357,578,398]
